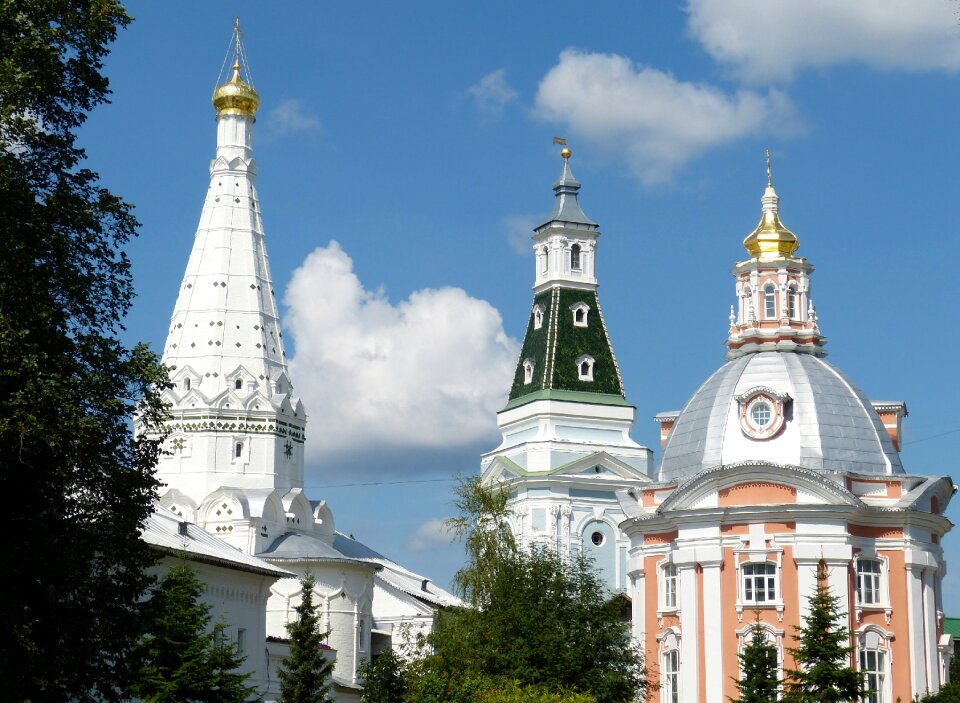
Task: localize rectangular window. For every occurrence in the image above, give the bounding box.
[237,628,246,652]
[742,562,776,603]
[857,559,882,606]
[662,563,678,610]
[860,648,885,703]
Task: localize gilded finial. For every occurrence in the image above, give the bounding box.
[742,148,799,260]
[212,18,259,118]
[553,136,571,160]
[765,148,772,186]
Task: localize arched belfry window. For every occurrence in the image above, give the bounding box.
[763,284,777,319]
[235,378,243,390]
[570,243,582,271]
[540,246,549,274]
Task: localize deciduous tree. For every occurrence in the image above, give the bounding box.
[0,1,168,699]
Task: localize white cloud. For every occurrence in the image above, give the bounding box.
[407,518,453,552]
[535,49,801,184]
[468,69,519,116]
[265,98,322,136]
[285,242,518,464]
[686,0,960,83]
[503,215,537,255]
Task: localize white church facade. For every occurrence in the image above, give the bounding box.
[140,29,457,702]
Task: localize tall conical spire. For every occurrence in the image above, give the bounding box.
[541,146,598,228]
[152,21,306,501]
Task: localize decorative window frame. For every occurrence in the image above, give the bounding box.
[763,283,777,319]
[231,434,250,465]
[570,301,590,327]
[856,625,894,703]
[734,549,785,622]
[657,558,679,620]
[533,304,545,330]
[735,386,791,440]
[570,242,582,271]
[657,628,681,703]
[539,246,549,274]
[855,552,892,625]
[523,358,536,385]
[576,354,595,381]
[786,283,799,320]
[735,621,784,682]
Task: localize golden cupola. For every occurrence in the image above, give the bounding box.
[742,150,799,260]
[212,22,259,118]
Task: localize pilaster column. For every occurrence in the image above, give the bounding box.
[907,564,927,696]
[924,567,941,692]
[628,552,645,643]
[560,505,572,555]
[675,550,699,700]
[700,553,724,703]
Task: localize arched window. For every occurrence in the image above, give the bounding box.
[571,302,590,327]
[571,243,582,271]
[540,246,549,274]
[660,562,678,610]
[787,285,798,319]
[858,628,892,703]
[523,358,536,385]
[763,284,777,319]
[662,648,679,703]
[183,378,191,391]
[533,305,544,330]
[235,378,243,390]
[576,355,595,381]
[235,442,243,458]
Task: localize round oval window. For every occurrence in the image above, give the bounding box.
[750,401,773,427]
[591,531,604,546]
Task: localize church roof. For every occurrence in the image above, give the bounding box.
[536,153,598,230]
[144,505,293,578]
[257,531,376,568]
[659,351,903,481]
[507,287,624,405]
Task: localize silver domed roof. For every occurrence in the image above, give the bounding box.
[659,352,902,481]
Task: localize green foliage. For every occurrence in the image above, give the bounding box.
[429,550,646,703]
[731,615,780,703]
[359,648,408,703]
[447,475,518,607]
[278,573,334,703]
[783,567,863,703]
[476,681,596,703]
[552,289,622,396]
[0,1,169,699]
[917,682,960,702]
[129,564,256,703]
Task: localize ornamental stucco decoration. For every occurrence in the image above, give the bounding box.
[734,386,792,440]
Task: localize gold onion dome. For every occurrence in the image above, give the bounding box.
[743,151,799,260]
[212,59,259,117]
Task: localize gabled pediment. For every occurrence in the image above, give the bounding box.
[482,451,650,485]
[657,462,862,513]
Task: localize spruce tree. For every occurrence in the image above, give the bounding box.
[0,1,168,699]
[129,564,256,702]
[278,573,334,703]
[731,615,780,703]
[783,566,864,703]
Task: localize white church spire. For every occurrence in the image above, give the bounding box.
[154,23,306,506]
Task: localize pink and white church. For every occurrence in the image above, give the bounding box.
[482,149,954,703]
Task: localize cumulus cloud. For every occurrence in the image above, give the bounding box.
[535,49,801,184]
[284,242,518,465]
[265,98,322,136]
[503,215,538,255]
[686,0,960,83]
[407,518,453,552]
[468,69,519,116]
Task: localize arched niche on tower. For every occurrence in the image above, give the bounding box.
[313,500,336,540]
[281,488,313,531]
[159,488,198,523]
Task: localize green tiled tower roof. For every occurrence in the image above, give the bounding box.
[508,286,625,406]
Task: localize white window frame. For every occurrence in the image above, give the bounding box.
[786,284,798,320]
[570,243,582,271]
[735,552,784,621]
[540,246,549,274]
[742,562,777,604]
[570,301,590,327]
[763,283,777,319]
[857,627,893,703]
[576,355,595,381]
[523,358,536,385]
[533,304,545,330]
[854,553,892,624]
[661,646,680,703]
[659,560,678,612]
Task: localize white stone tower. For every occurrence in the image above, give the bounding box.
[481,146,652,592]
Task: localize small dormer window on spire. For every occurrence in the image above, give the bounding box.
[533,304,545,330]
[570,243,582,271]
[570,301,590,328]
[576,355,595,381]
[523,358,536,385]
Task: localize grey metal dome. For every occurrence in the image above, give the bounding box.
[659,351,902,481]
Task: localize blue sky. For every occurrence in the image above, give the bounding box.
[83,1,960,595]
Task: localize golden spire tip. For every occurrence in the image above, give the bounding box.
[765,148,772,187]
